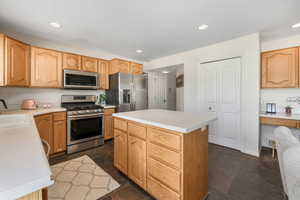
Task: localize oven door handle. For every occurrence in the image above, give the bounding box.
[69,113,103,120]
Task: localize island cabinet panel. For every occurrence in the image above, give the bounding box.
[5,37,30,87]
[31,47,62,88]
[114,129,128,175]
[62,53,82,70]
[113,117,209,200]
[82,56,98,72]
[128,135,147,189]
[261,48,299,88]
[17,189,43,200]
[0,34,4,86]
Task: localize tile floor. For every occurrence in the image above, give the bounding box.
[50,141,283,200]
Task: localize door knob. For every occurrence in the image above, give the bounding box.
[208,107,212,110]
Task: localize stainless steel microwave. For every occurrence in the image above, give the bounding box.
[63,70,99,90]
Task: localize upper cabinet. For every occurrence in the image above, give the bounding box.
[82,56,98,73]
[0,35,30,87]
[63,53,82,70]
[31,47,62,88]
[98,59,110,89]
[261,48,299,88]
[130,62,143,75]
[110,58,131,74]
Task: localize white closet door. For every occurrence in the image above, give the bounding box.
[199,58,241,150]
[148,72,168,109]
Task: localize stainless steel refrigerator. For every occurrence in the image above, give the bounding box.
[106,72,148,112]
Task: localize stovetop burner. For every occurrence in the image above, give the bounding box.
[62,103,103,111]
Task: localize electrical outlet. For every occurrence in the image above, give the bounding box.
[268,139,275,147]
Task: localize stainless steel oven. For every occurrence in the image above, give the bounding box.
[64,69,98,89]
[62,95,104,154]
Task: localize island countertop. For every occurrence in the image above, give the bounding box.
[0,113,54,199]
[112,109,217,133]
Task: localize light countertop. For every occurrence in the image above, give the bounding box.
[0,108,64,199]
[0,107,66,116]
[0,113,54,199]
[260,112,300,120]
[101,105,116,109]
[113,109,217,133]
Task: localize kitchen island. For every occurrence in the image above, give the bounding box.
[112,109,217,200]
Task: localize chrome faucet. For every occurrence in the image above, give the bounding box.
[0,99,7,109]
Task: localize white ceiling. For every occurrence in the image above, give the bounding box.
[0,0,300,61]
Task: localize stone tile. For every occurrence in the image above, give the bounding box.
[72,172,93,186]
[65,185,89,200]
[48,182,71,198]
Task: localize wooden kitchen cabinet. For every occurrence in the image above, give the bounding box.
[104,108,115,140]
[31,47,62,88]
[34,114,54,155]
[114,128,128,175]
[110,58,131,74]
[62,53,82,70]
[35,112,67,156]
[53,112,67,153]
[98,59,110,89]
[5,37,30,86]
[130,62,143,75]
[82,56,98,72]
[261,48,299,88]
[128,135,147,189]
[114,117,209,200]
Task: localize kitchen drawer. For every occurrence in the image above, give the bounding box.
[148,158,181,193]
[114,118,127,132]
[260,117,298,128]
[104,108,115,116]
[148,128,181,151]
[147,176,180,200]
[148,143,181,169]
[53,112,66,121]
[128,122,146,140]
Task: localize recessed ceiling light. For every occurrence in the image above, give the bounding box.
[292,23,300,29]
[49,22,61,28]
[136,49,143,53]
[162,71,169,74]
[198,24,208,30]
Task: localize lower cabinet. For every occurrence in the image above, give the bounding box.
[104,108,115,140]
[128,135,147,189]
[114,129,128,175]
[34,112,67,156]
[113,117,209,200]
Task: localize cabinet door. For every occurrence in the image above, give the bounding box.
[53,120,67,153]
[0,34,4,86]
[261,48,299,88]
[5,37,30,86]
[34,114,53,155]
[128,136,147,189]
[130,62,143,75]
[63,53,81,70]
[82,56,98,72]
[31,47,62,88]
[110,59,130,74]
[114,129,128,175]
[98,59,110,89]
[104,115,114,140]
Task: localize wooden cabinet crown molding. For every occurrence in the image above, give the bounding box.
[30,47,62,88]
[261,47,299,88]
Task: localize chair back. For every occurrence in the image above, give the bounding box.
[274,126,299,194]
